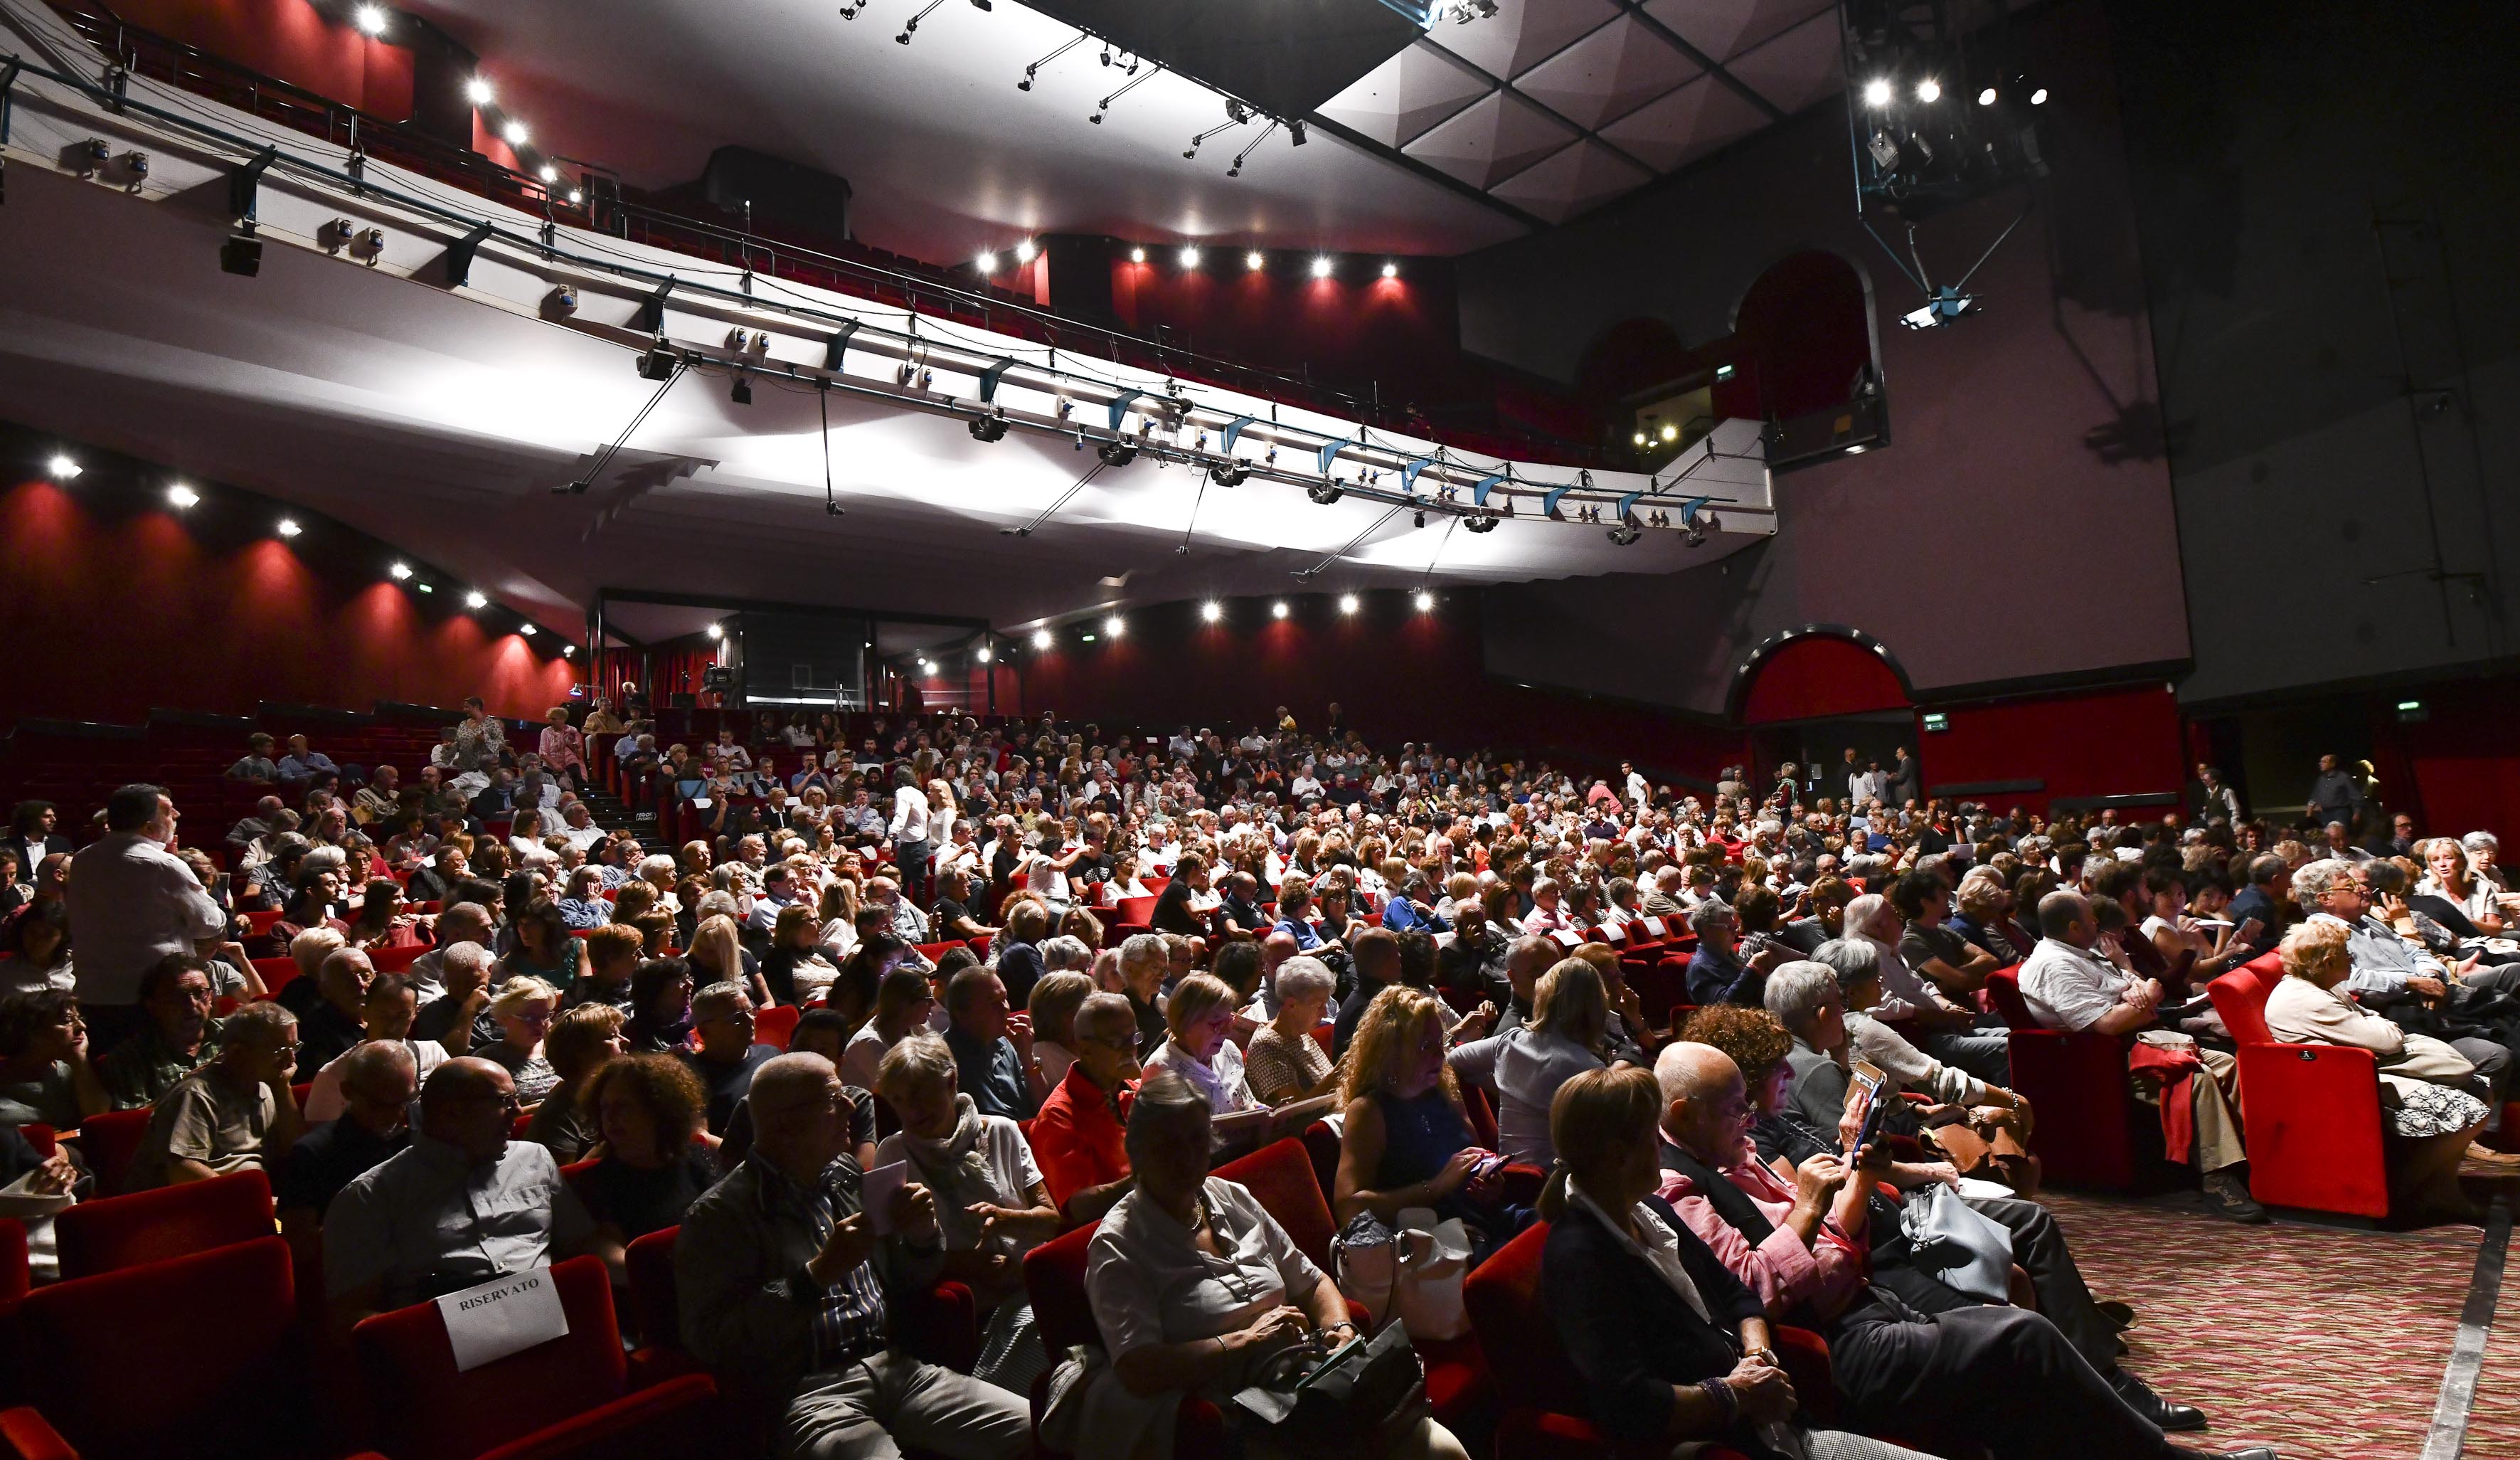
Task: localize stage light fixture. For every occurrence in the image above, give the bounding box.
[277,517,302,537]
[1660,423,1679,443]
[1179,245,1201,268]
[567,188,583,204]
[1381,261,1398,279]
[638,347,678,381]
[1246,250,1266,271]
[166,483,198,508]
[1272,601,1289,619]
[1201,601,1223,623]
[1915,78,1940,102]
[503,120,529,146]
[706,623,724,640]
[1413,510,1426,527]
[1097,440,1139,467]
[1307,483,1344,504]
[1014,239,1036,263]
[1607,522,1641,546]
[1414,591,1435,612]
[538,164,558,183]
[1862,78,1893,107]
[1105,615,1125,638]
[1977,86,1997,105]
[220,228,263,276]
[1632,431,1647,447]
[465,590,489,609]
[1129,246,1147,263]
[730,378,753,406]
[1209,461,1248,487]
[977,645,994,662]
[976,250,998,273]
[46,453,80,480]
[465,76,494,105]
[1310,256,1333,279]
[1464,512,1498,534]
[1032,629,1053,649]
[390,561,413,580]
[520,623,536,637]
[969,413,1010,442]
[1339,593,1359,615]
[353,4,388,36]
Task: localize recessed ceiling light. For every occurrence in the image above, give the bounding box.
[502,119,529,146]
[464,77,494,105]
[166,483,198,508]
[976,250,998,273]
[389,561,413,580]
[276,517,302,537]
[1862,78,1893,107]
[1414,591,1435,612]
[46,453,80,480]
[1381,261,1398,279]
[1272,601,1289,619]
[1179,245,1201,268]
[1339,593,1359,614]
[352,4,388,36]
[1014,239,1036,263]
[1245,250,1265,271]
[1201,601,1223,623]
[1032,628,1053,649]
[1105,615,1125,638]
[1129,245,1147,263]
[464,591,489,609]
[1311,257,1334,279]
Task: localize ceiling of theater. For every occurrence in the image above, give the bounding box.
[393,0,1846,262]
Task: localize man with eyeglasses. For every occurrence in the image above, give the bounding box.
[686,980,780,1136]
[124,999,302,1191]
[678,1050,1031,1460]
[322,1056,592,1337]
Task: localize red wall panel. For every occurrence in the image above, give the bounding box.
[0,471,576,729]
[1916,684,2185,816]
[1740,635,1910,724]
[112,0,415,120]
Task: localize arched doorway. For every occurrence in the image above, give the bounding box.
[1728,626,1916,803]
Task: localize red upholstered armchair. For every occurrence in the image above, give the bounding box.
[1462,1221,1834,1460]
[57,1109,151,1197]
[351,1253,723,1460]
[1983,965,2147,1191]
[1022,1222,1231,1460]
[54,1168,275,1281]
[2,1237,302,1460]
[2206,953,2392,1219]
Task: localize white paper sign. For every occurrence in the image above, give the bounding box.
[862,1160,909,1236]
[435,1266,570,1372]
[1643,916,1669,937]
[1550,929,1583,950]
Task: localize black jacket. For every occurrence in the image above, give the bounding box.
[1542,1193,1771,1451]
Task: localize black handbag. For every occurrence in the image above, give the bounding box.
[1230,1321,1430,1459]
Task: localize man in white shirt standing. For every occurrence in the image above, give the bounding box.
[67,783,226,1049]
[888,768,935,896]
[2019,889,2260,1222]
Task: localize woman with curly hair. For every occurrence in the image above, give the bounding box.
[1333,984,1521,1262]
[578,1051,718,1284]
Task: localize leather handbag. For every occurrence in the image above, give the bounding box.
[1232,1320,1430,1460]
[1897,1183,2014,1303]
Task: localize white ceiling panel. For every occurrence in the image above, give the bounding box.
[1403,90,1583,190]
[1511,14,1703,132]
[1642,0,1835,63]
[1597,72,1773,173]
[1317,40,1494,149]
[1724,12,1847,115]
[1488,140,1655,224]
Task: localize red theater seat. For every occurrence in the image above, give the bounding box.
[2206,953,2391,1218]
[1023,1222,1228,1460]
[755,1003,801,1049]
[60,1109,151,1197]
[3,1237,299,1460]
[54,1168,275,1280]
[1984,965,2145,1191]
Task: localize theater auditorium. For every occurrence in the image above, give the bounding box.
[1,0,2516,1457]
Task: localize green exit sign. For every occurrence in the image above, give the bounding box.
[1922,712,1950,733]
[2396,699,2428,723]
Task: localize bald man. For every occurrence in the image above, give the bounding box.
[1651,1044,2231,1459]
[675,1052,1030,1460]
[322,1057,590,1335]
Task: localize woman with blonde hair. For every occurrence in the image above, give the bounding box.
[1141,973,1262,1128]
[1447,957,1612,1165]
[2266,919,2514,1220]
[478,974,563,1104]
[686,913,772,1010]
[1334,985,1519,1261]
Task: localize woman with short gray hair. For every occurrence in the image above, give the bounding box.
[1243,956,1339,1106]
[1798,939,2024,1131]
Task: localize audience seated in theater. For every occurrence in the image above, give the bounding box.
[302,973,446,1121]
[576,1051,721,1285]
[1797,944,2026,1140]
[297,946,378,1071]
[676,1050,1033,1460]
[1669,1011,2203,1438]
[1031,990,1140,1222]
[1846,892,2011,1089]
[1072,1072,1471,1460]
[2019,889,2261,1222]
[943,964,1044,1121]
[873,1032,1060,1390]
[686,980,780,1135]
[1447,956,1615,1165]
[325,1056,590,1332]
[1538,1065,1937,1460]
[0,986,110,1129]
[278,1039,417,1228]
[2264,919,2518,1220]
[627,956,698,1054]
[126,999,302,1190]
[95,951,226,1108]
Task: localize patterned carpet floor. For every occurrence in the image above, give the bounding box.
[2039,1174,2518,1460]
